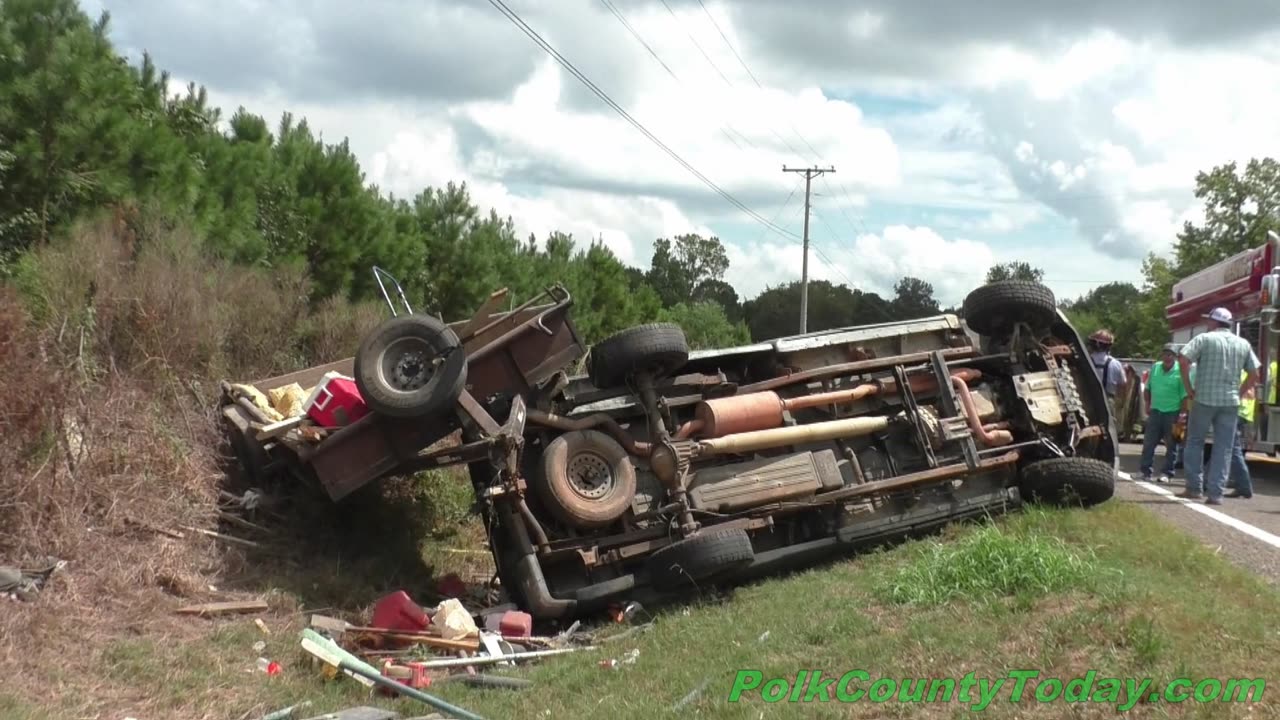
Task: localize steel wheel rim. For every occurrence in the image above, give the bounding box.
[566,450,614,500]
[378,336,436,393]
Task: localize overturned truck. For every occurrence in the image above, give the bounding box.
[221,276,1117,621]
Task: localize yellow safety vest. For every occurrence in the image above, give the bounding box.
[1241,369,1257,422]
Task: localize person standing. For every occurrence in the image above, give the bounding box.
[1088,329,1125,400]
[1227,368,1256,499]
[1140,344,1186,483]
[1177,307,1259,505]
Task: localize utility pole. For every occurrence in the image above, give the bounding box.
[782,164,835,334]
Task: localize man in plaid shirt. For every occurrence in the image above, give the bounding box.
[1177,307,1260,505]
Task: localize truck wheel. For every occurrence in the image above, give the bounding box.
[536,430,637,529]
[647,526,755,590]
[962,281,1057,336]
[1019,457,1115,507]
[588,323,689,389]
[354,314,467,419]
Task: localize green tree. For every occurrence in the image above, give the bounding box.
[890,276,941,320]
[657,301,749,349]
[0,1,142,250]
[1173,158,1280,275]
[985,261,1044,284]
[742,280,892,341]
[1060,281,1147,356]
[645,233,730,307]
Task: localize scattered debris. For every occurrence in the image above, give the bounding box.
[299,707,399,720]
[175,600,269,617]
[0,560,65,601]
[255,618,272,635]
[432,598,479,640]
[300,629,486,720]
[257,701,312,720]
[672,677,713,710]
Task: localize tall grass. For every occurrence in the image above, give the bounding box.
[873,522,1103,606]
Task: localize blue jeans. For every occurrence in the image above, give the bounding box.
[1229,417,1254,496]
[1183,402,1240,499]
[1140,408,1179,477]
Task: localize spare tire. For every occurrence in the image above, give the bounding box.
[1019,456,1115,507]
[646,526,755,591]
[962,281,1057,336]
[354,314,467,419]
[534,430,637,529]
[589,323,689,388]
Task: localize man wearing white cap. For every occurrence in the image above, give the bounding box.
[1177,307,1260,505]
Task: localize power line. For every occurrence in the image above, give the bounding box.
[694,0,762,88]
[596,0,755,152]
[484,0,802,242]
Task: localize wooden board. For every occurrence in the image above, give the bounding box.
[175,600,269,616]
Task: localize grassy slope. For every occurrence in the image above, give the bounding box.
[6,500,1280,720]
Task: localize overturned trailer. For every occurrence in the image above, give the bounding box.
[221,276,1117,621]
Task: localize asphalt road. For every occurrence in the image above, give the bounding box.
[1115,442,1280,585]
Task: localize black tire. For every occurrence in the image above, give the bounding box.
[646,526,755,590]
[354,314,467,419]
[535,430,637,529]
[588,323,689,389]
[962,281,1057,336]
[1019,457,1115,507]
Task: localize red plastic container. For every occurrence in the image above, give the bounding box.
[498,610,532,638]
[305,373,369,428]
[371,590,431,634]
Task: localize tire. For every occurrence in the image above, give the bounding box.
[535,430,637,529]
[588,323,689,389]
[353,314,467,419]
[646,526,755,590]
[962,281,1057,336]
[1019,457,1115,507]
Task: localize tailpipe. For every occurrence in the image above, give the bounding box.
[692,368,982,438]
[695,416,892,457]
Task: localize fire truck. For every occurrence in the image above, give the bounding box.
[1165,230,1280,457]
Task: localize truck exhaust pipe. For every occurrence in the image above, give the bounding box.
[695,416,892,456]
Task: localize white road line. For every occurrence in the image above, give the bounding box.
[1118,471,1280,550]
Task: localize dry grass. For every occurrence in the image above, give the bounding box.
[0,216,491,719]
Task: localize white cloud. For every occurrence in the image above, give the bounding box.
[124,1,1280,307]
[846,226,996,305]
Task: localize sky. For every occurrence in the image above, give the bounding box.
[86,0,1280,307]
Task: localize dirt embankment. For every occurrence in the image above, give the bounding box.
[0,216,487,718]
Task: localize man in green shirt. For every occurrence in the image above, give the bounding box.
[1140,343,1187,483]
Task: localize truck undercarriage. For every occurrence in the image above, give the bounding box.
[221,279,1117,622]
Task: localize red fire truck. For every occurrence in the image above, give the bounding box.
[1165,230,1280,457]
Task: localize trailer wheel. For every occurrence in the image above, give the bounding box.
[1019,457,1115,507]
[588,323,689,388]
[962,281,1058,336]
[535,430,637,529]
[646,526,755,591]
[354,314,467,419]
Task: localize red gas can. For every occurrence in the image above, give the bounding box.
[371,590,431,635]
[305,372,369,428]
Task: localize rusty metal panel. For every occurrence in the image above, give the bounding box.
[310,416,399,501]
[688,453,824,512]
[1014,371,1065,424]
